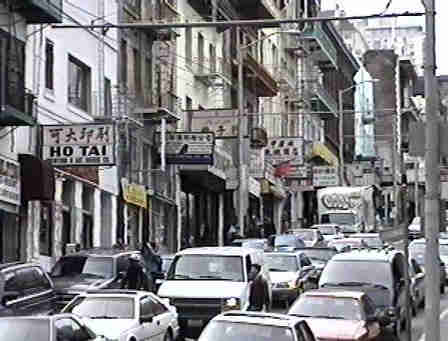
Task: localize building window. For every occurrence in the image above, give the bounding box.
[121,40,128,86]
[197,33,204,73]
[133,48,141,97]
[209,44,216,73]
[104,77,112,116]
[130,136,139,183]
[145,57,152,95]
[185,26,192,67]
[68,55,91,112]
[45,39,54,90]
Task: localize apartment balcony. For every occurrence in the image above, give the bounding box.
[16,0,63,24]
[232,53,278,97]
[231,0,281,20]
[193,57,232,87]
[298,22,338,69]
[0,88,36,126]
[131,92,181,124]
[271,66,297,92]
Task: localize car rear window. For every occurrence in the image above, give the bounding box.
[50,256,87,277]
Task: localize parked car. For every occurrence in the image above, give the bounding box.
[327,237,368,252]
[268,234,306,251]
[294,247,338,273]
[311,224,344,242]
[409,258,425,315]
[62,289,179,341]
[158,247,272,339]
[230,238,270,251]
[198,311,317,341]
[288,289,393,340]
[409,238,446,293]
[350,233,385,249]
[0,262,56,317]
[408,217,423,240]
[287,229,327,248]
[318,249,407,335]
[50,248,153,309]
[0,314,102,341]
[264,251,316,307]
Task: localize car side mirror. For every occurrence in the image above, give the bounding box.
[2,291,19,305]
[140,314,154,324]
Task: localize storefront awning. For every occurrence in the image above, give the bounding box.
[19,154,54,202]
[311,143,339,166]
[261,179,287,199]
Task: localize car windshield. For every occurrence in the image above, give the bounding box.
[0,319,49,341]
[322,213,356,225]
[162,257,174,273]
[290,296,363,320]
[168,255,243,281]
[317,226,337,235]
[50,256,87,277]
[81,257,114,279]
[64,297,135,319]
[264,255,298,272]
[293,231,315,241]
[302,249,337,262]
[275,235,304,248]
[320,260,393,288]
[198,321,294,341]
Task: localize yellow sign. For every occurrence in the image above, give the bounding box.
[121,178,147,208]
[312,143,339,166]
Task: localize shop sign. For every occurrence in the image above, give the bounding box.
[42,123,115,166]
[313,166,340,187]
[0,158,20,206]
[190,109,242,138]
[121,178,147,208]
[289,164,311,178]
[249,177,261,197]
[264,137,304,166]
[155,132,215,165]
[249,149,265,179]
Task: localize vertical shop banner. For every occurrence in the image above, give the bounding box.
[0,157,20,205]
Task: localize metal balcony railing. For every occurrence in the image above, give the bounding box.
[192,57,232,86]
[267,65,297,91]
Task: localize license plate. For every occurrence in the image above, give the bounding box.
[188,319,203,327]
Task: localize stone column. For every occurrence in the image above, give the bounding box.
[73,182,83,244]
[290,192,297,228]
[218,193,224,246]
[53,177,64,259]
[93,188,101,247]
[111,195,118,245]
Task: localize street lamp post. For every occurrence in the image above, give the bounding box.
[237,28,301,237]
[338,80,379,186]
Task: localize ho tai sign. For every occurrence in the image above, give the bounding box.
[42,123,116,166]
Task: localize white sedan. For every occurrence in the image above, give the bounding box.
[62,289,179,341]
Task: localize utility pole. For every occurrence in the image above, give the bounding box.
[338,90,345,186]
[415,159,419,217]
[237,27,246,237]
[424,1,440,341]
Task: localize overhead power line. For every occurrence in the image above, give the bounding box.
[52,11,425,30]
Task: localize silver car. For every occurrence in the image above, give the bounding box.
[287,229,326,248]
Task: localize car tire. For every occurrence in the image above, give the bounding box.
[441,284,445,294]
[164,331,173,341]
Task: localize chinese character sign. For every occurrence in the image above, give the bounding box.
[42,124,116,166]
[264,137,304,166]
[0,158,20,205]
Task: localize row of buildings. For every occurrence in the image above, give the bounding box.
[0,0,437,270]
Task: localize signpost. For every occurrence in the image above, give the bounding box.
[312,166,340,187]
[42,124,116,166]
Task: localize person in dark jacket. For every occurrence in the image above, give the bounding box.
[248,264,270,311]
[121,254,145,290]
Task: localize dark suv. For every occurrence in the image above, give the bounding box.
[318,249,407,336]
[50,248,152,309]
[0,262,56,316]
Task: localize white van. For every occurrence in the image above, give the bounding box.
[157,247,272,340]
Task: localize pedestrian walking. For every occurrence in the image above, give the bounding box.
[121,254,145,290]
[247,264,270,312]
